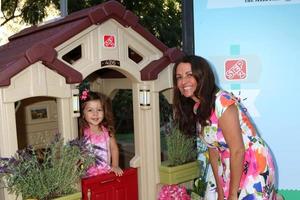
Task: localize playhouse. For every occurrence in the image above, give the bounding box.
[0,1,183,199]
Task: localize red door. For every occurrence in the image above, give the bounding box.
[81,168,138,200]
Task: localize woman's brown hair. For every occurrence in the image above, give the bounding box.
[172,55,218,136]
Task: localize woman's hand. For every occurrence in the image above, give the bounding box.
[111,166,123,176]
[217,186,225,200]
[217,194,225,200]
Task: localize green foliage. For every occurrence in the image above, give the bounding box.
[112,89,133,133]
[159,93,173,127]
[165,125,197,167]
[21,0,52,25]
[192,176,208,198]
[120,0,182,47]
[112,90,173,134]
[1,0,54,25]
[191,138,209,198]
[0,136,94,200]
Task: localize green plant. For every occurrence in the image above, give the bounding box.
[0,135,94,200]
[164,125,197,167]
[191,138,209,198]
[192,176,208,198]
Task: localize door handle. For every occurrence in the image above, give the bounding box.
[87,188,91,200]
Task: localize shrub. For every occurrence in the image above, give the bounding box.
[165,125,197,167]
[0,135,94,200]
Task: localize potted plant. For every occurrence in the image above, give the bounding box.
[0,135,94,200]
[159,124,200,185]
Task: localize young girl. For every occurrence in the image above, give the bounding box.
[79,89,123,176]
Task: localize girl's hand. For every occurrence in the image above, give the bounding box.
[111,166,123,176]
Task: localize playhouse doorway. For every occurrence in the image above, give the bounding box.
[112,89,135,169]
[15,97,59,150]
[80,69,135,170]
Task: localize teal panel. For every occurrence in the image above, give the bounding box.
[278,189,300,200]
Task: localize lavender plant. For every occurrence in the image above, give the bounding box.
[0,135,95,200]
[164,124,198,167]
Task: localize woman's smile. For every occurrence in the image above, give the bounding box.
[176,62,198,101]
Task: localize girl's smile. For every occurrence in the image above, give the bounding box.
[83,100,104,132]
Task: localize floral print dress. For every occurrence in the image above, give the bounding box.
[200,90,276,200]
[84,126,111,176]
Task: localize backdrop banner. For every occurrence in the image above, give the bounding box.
[194,0,300,190]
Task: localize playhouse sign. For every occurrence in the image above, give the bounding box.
[103,35,116,48]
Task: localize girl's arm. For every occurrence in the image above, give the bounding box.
[110,135,123,176]
[208,147,224,200]
[219,104,245,200]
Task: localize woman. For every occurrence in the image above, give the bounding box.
[173,55,277,200]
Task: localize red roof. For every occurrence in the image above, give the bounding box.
[0,0,183,86]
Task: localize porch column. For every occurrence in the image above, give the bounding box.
[56,98,79,141]
[0,92,18,200]
[130,82,161,200]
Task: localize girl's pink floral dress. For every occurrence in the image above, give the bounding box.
[200,90,276,200]
[84,126,111,176]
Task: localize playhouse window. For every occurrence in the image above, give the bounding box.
[15,97,58,150]
[62,45,82,64]
[128,47,143,64]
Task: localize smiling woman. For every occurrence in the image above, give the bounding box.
[172,55,277,200]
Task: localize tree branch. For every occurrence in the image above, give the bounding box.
[1,0,21,26]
